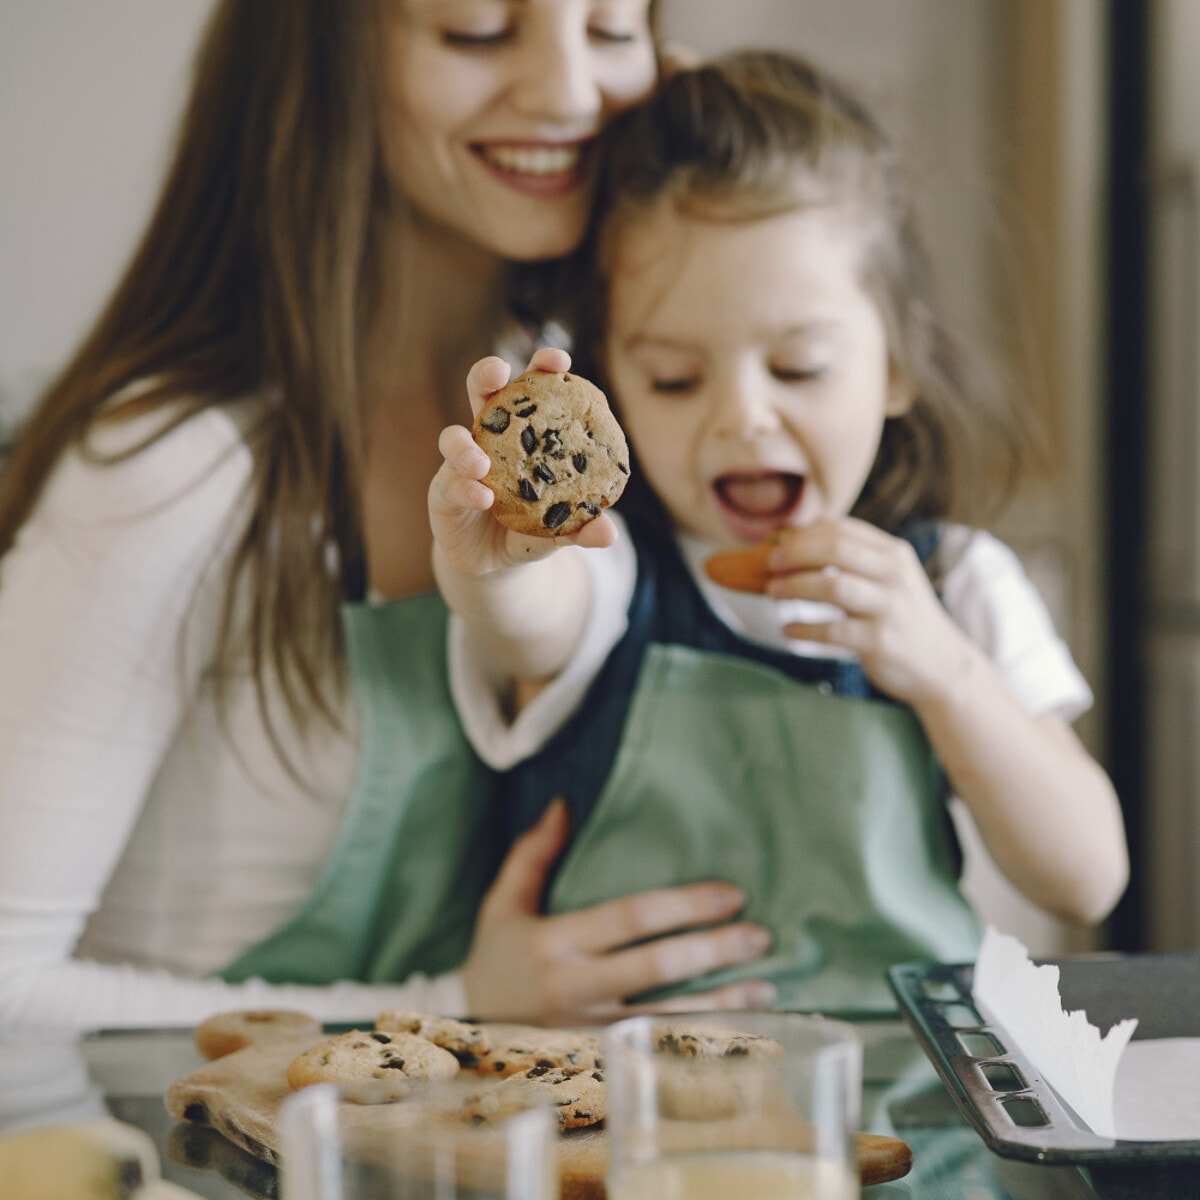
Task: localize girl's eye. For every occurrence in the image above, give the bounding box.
[651,377,700,395]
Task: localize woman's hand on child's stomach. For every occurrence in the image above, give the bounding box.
[767,516,973,706]
[429,349,618,578]
[461,799,776,1025]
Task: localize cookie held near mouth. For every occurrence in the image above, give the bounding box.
[703,541,776,594]
[472,370,630,537]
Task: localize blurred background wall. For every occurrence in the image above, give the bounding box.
[0,1,1190,960]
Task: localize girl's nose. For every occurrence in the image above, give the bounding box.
[714,371,784,440]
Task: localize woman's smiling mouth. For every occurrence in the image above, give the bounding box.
[473,140,590,195]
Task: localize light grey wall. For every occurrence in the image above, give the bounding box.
[0,0,212,427]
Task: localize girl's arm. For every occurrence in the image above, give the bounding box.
[770,518,1128,926]
[430,348,616,690]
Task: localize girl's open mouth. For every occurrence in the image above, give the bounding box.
[713,471,805,541]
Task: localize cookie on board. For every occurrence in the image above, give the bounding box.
[287,1029,459,1104]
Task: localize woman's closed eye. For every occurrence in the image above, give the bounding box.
[771,363,826,384]
[442,24,513,47]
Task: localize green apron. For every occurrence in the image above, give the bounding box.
[545,643,981,1013]
[222,594,497,987]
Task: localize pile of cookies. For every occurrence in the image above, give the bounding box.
[191,1008,781,1134]
[194,1008,607,1131]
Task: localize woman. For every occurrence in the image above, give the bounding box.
[0,0,772,1030]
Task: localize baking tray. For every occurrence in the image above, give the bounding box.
[888,951,1200,1165]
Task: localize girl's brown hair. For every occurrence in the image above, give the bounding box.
[579,49,1031,536]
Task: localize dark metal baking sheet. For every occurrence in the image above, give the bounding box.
[888,952,1200,1165]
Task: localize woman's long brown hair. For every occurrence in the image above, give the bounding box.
[0,0,380,743]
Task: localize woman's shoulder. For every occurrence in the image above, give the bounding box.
[42,393,267,526]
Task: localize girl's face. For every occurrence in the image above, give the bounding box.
[604,201,913,547]
[381,0,657,261]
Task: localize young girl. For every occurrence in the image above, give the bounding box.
[0,0,775,1031]
[431,50,1129,1011]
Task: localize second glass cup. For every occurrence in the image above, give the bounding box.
[604,1011,862,1200]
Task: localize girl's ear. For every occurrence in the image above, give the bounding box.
[885,364,916,417]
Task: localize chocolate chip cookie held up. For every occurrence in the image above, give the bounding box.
[472,371,630,537]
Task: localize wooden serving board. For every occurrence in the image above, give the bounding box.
[164,1035,912,1195]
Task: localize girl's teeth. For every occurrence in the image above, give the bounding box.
[484,145,580,175]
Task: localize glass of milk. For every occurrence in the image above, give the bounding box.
[277,1075,558,1200]
[605,1012,861,1200]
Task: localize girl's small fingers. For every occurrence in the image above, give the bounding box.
[770,567,886,616]
[561,512,619,550]
[437,425,491,479]
[772,519,892,579]
[526,347,572,375]
[466,356,514,415]
[782,616,865,652]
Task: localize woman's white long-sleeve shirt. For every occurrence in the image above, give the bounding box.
[0,401,467,1030]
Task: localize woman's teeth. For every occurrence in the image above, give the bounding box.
[481,145,580,175]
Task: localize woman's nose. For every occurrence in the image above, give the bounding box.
[512,26,602,123]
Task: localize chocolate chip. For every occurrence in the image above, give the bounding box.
[618,461,629,474]
[119,1158,145,1196]
[520,425,538,454]
[527,1065,552,1078]
[480,407,511,433]
[515,402,537,417]
[533,463,556,484]
[572,453,588,473]
[578,501,600,516]
[543,502,571,528]
[183,1102,210,1124]
[381,1059,407,1070]
[536,1058,556,1069]
[543,430,564,457]
[519,479,539,502]
[492,1061,506,1073]
[371,1032,392,1043]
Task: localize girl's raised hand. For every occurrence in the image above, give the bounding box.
[767,516,971,706]
[461,799,776,1025]
[429,348,617,578]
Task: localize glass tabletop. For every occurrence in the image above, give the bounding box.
[0,1020,1190,1199]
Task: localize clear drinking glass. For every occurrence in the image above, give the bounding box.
[605,1011,862,1200]
[278,1076,558,1200]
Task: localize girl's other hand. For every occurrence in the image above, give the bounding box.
[429,348,617,577]
[768,516,971,706]
[461,799,776,1025]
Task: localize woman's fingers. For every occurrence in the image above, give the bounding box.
[542,881,749,957]
[479,798,571,922]
[562,921,772,1008]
